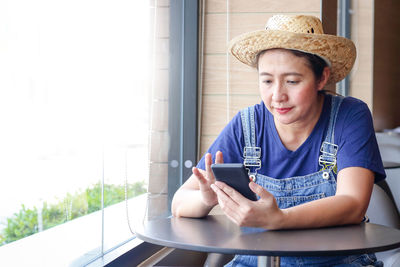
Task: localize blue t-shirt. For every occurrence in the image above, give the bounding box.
[197,94,386,183]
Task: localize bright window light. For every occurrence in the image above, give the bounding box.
[0,0,150,248]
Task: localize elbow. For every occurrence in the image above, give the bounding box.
[171,197,180,217]
[349,211,367,224]
[335,192,371,225]
[346,201,369,225]
[171,206,181,218]
[171,193,186,218]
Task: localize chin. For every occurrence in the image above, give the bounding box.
[274,115,295,125]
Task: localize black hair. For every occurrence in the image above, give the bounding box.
[256,49,328,82]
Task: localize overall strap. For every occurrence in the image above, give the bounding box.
[240,106,261,179]
[319,95,344,178]
[240,106,256,147]
[325,95,344,145]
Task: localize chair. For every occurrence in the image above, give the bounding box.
[366,181,400,266]
[371,132,400,265]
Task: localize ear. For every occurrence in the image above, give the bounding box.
[317,67,330,91]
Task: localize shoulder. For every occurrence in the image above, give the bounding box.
[239,101,266,113]
[334,96,374,146]
[338,96,370,116]
[223,102,267,133]
[253,101,269,119]
[330,96,375,153]
[333,96,385,182]
[254,101,267,112]
[237,101,268,123]
[335,96,372,130]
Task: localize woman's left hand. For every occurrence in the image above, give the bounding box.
[211,181,285,229]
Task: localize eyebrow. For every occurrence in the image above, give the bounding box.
[259,72,303,77]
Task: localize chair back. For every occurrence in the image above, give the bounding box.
[367,182,400,266]
[367,184,400,229]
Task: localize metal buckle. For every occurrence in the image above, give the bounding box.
[244,158,261,168]
[320,141,338,156]
[244,147,261,158]
[318,155,336,167]
[243,146,261,183]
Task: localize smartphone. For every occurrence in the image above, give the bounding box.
[211,163,257,201]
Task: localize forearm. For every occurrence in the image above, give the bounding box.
[171,189,215,218]
[279,195,367,229]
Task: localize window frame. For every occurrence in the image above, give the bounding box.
[167,0,199,209]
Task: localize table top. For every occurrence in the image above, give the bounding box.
[135,215,400,257]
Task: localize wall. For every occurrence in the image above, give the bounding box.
[349,0,374,109]
[199,0,321,156]
[199,0,400,149]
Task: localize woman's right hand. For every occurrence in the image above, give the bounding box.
[192,151,224,207]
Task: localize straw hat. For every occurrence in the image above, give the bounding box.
[228,15,356,84]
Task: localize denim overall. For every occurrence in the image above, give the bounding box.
[225,96,382,267]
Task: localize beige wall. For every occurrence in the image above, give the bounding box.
[349,0,374,109]
[199,0,321,157]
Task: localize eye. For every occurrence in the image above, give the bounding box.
[262,80,272,84]
[287,80,299,85]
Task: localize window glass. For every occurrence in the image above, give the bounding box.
[0,0,150,258]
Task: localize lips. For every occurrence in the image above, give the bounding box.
[275,107,292,115]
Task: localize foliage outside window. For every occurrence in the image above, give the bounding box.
[0,182,146,245]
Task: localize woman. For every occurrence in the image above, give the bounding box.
[172,15,385,266]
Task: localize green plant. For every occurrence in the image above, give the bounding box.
[0,181,147,246]
[2,205,38,244]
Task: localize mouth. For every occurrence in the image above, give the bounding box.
[275,107,292,115]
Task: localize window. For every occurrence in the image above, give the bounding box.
[0,0,200,265]
[0,0,151,264]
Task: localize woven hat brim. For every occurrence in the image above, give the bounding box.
[228,30,356,84]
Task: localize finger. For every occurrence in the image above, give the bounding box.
[249,181,273,200]
[211,183,240,211]
[213,181,246,205]
[211,183,242,224]
[211,183,236,204]
[221,202,242,225]
[192,167,207,185]
[204,153,215,182]
[205,152,212,167]
[215,151,224,164]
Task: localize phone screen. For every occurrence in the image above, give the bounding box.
[211,163,257,201]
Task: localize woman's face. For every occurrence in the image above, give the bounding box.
[258,49,328,128]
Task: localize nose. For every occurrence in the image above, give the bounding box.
[271,82,287,102]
